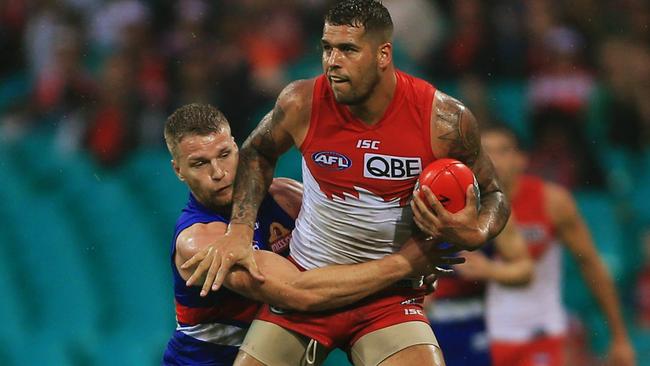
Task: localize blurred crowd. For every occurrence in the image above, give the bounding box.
[1,0,648,182]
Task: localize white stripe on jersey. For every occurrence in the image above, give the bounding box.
[290,159,415,270]
[177,322,248,346]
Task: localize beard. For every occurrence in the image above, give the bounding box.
[332,69,381,106]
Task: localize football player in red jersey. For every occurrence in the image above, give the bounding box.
[183,1,509,365]
[481,125,634,366]
[163,104,457,365]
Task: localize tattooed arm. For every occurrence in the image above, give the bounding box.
[411,91,510,250]
[181,80,314,294]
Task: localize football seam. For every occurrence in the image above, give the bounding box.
[429,161,459,187]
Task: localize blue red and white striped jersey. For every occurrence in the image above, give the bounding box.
[163,193,294,365]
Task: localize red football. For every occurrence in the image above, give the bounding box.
[416,159,478,213]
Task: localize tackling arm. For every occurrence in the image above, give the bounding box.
[177,222,460,312]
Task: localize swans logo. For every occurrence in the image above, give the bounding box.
[312,151,352,170]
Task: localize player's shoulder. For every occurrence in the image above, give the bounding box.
[542,180,578,222]
[268,177,303,219]
[277,79,317,110]
[430,89,479,163]
[542,180,574,204]
[176,221,228,261]
[432,89,470,119]
[272,78,317,129]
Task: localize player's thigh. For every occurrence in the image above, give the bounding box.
[350,321,443,366]
[237,320,329,366]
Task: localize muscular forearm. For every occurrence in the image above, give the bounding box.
[578,257,629,340]
[231,104,295,228]
[229,143,276,228]
[227,251,413,312]
[477,190,510,244]
[285,254,412,311]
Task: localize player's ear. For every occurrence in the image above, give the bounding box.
[172,159,185,181]
[377,42,392,69]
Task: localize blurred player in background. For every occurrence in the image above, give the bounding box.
[183,1,510,365]
[481,125,635,366]
[427,216,533,366]
[162,104,456,365]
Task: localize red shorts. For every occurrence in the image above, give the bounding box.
[491,336,565,366]
[256,286,429,349]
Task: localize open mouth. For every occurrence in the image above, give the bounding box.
[329,75,349,84]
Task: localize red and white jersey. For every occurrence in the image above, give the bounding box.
[290,71,437,269]
[486,175,567,341]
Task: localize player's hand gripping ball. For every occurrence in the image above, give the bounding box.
[415,159,480,213]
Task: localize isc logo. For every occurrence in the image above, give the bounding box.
[312,151,352,170]
[363,153,421,180]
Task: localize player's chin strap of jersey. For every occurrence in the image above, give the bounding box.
[306,339,318,365]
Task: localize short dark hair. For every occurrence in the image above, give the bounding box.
[164,103,230,157]
[325,0,393,41]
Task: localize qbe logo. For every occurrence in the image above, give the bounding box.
[312,151,352,170]
[363,153,421,180]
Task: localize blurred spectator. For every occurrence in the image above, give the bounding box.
[24,1,70,79]
[597,37,650,151]
[34,24,95,119]
[164,0,210,60]
[90,0,150,52]
[383,0,443,66]
[85,52,139,166]
[0,0,27,77]
[171,45,217,109]
[528,26,595,113]
[490,0,528,77]
[526,24,602,189]
[238,1,305,97]
[430,0,496,79]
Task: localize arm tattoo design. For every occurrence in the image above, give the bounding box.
[435,93,510,241]
[435,95,480,166]
[230,104,286,227]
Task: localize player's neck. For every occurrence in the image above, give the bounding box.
[198,196,232,218]
[348,69,397,125]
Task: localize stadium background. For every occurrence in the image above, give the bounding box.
[0,0,648,364]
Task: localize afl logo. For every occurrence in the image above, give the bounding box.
[312,151,352,170]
